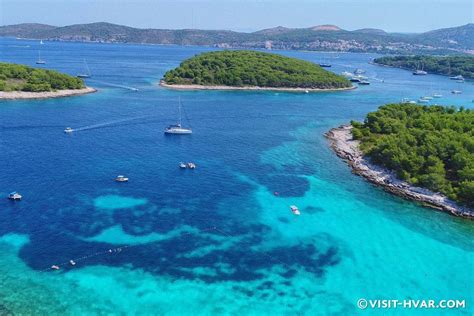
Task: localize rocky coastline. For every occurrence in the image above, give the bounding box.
[325,125,473,219]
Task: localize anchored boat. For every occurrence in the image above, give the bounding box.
[165,98,192,135]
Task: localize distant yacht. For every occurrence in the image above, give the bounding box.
[290,205,300,216]
[64,127,74,133]
[417,98,430,103]
[420,96,433,100]
[319,63,332,68]
[432,93,442,98]
[164,98,192,135]
[115,175,129,182]
[77,59,92,78]
[413,70,427,75]
[449,75,464,81]
[451,90,462,94]
[40,40,44,45]
[358,80,370,85]
[36,51,46,64]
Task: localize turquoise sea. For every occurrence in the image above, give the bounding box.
[0,38,473,315]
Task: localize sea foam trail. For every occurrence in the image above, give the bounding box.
[87,79,139,91]
[71,115,151,132]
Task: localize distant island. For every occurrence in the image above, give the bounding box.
[327,103,473,218]
[0,62,95,99]
[374,55,474,79]
[161,50,352,91]
[1,22,473,54]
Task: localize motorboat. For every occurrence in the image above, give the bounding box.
[358,81,370,85]
[69,260,76,266]
[290,205,300,216]
[179,162,187,169]
[8,192,22,200]
[432,93,442,98]
[451,90,462,94]
[319,63,331,68]
[51,265,60,270]
[417,98,430,103]
[413,70,427,75]
[420,96,433,100]
[449,75,464,81]
[349,77,361,83]
[164,98,192,135]
[115,175,129,182]
[187,162,196,169]
[64,127,73,133]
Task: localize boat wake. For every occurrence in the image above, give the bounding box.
[68,115,151,132]
[87,79,139,91]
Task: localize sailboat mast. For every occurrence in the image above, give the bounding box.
[178,97,182,126]
[84,59,91,75]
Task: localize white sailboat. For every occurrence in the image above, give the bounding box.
[40,40,44,45]
[77,59,91,78]
[36,51,45,64]
[164,98,192,135]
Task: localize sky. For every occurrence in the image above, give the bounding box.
[0,0,473,33]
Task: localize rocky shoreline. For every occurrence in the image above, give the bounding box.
[0,87,96,100]
[325,125,473,219]
[160,81,356,92]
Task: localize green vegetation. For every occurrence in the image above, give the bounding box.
[352,103,474,207]
[374,55,474,79]
[163,50,352,89]
[0,62,84,92]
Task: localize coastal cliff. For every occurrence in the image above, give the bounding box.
[325,125,473,218]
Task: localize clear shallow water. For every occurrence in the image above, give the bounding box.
[0,38,473,315]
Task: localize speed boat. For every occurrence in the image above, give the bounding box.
[187,162,196,169]
[8,192,22,200]
[451,90,462,94]
[319,63,331,68]
[449,75,464,81]
[179,162,187,169]
[413,70,427,75]
[115,175,129,182]
[432,93,442,98]
[358,80,370,85]
[290,205,300,216]
[64,127,73,133]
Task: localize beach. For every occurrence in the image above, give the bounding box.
[0,87,96,100]
[326,125,473,219]
[160,81,356,92]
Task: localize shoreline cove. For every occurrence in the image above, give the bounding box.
[160,81,356,92]
[0,87,96,100]
[325,125,473,219]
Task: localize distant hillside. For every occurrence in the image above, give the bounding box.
[1,22,473,54]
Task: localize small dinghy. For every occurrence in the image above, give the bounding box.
[115,175,129,182]
[290,205,301,216]
[8,192,22,200]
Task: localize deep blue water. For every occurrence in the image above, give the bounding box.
[0,38,473,315]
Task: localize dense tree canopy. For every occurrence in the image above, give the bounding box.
[352,103,474,207]
[163,50,352,89]
[374,55,474,79]
[0,63,85,92]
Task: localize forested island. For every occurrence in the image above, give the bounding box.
[327,103,473,217]
[0,63,94,99]
[162,50,352,91]
[373,56,474,79]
